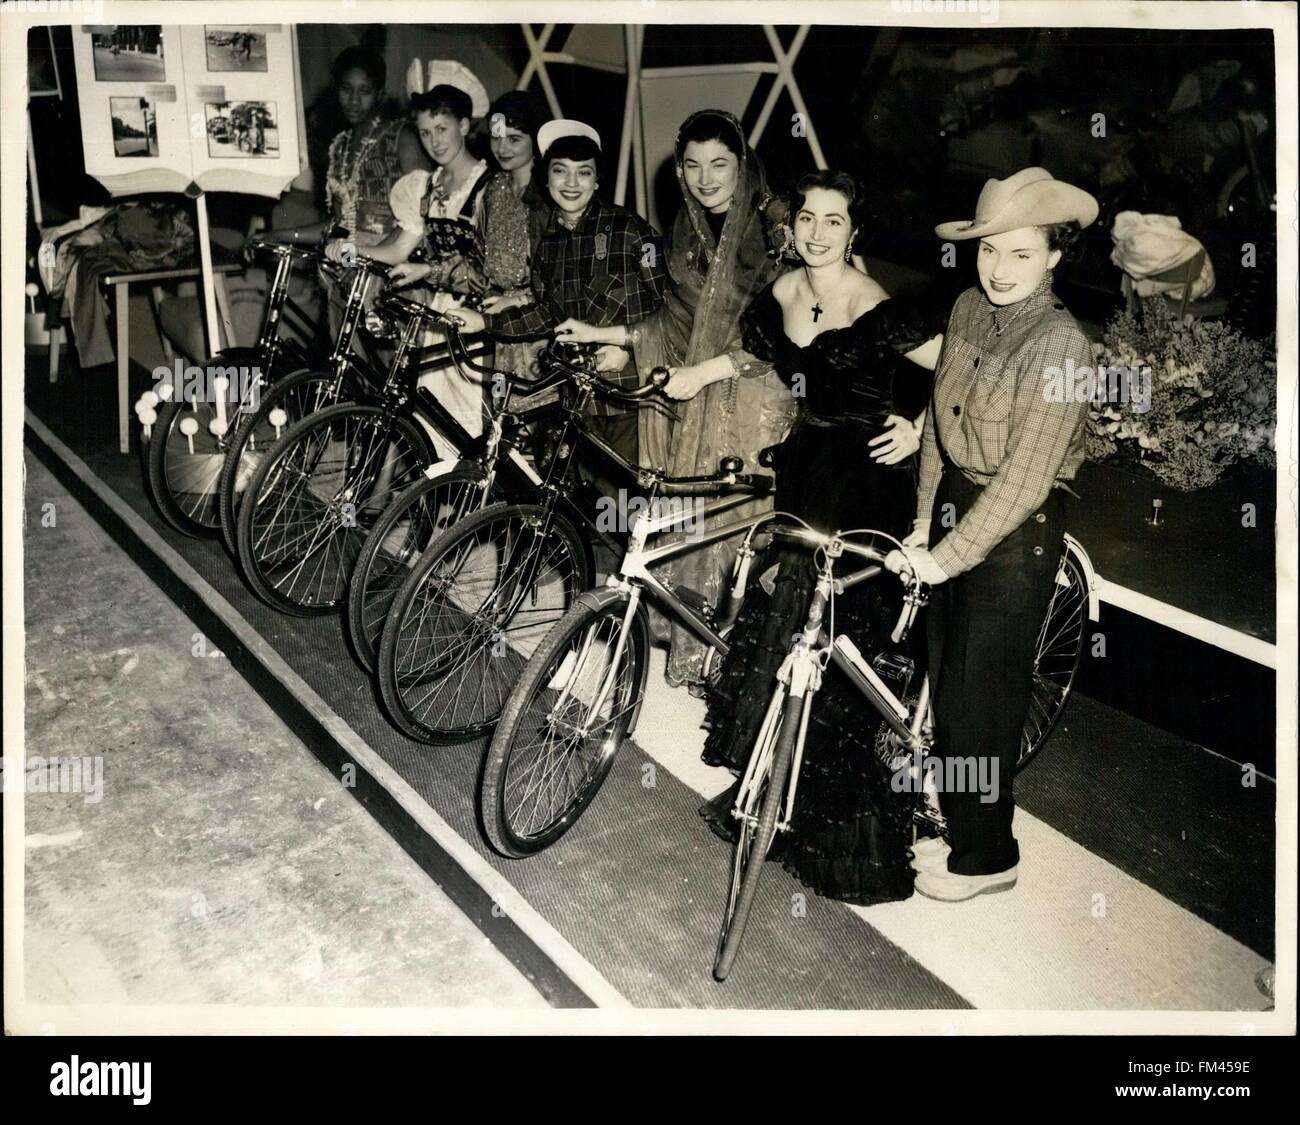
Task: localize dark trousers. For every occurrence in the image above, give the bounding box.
[925,469,1067,875]
[579,409,639,499]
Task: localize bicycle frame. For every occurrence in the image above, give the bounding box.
[552,489,775,739]
[725,524,942,837]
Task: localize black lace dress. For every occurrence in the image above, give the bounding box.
[701,285,938,906]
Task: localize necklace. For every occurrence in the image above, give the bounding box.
[804,263,848,323]
[329,117,385,231]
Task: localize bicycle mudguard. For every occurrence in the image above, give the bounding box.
[1062,533,1100,622]
[572,586,653,737]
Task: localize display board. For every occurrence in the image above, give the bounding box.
[72,23,300,197]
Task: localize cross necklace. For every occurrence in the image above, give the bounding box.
[805,265,842,323]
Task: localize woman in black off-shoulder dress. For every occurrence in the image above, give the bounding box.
[701,175,942,905]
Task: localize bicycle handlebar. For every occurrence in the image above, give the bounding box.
[767,522,926,644]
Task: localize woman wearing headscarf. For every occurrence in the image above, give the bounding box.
[555,109,918,692]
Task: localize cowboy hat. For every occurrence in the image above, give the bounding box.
[404,59,490,118]
[935,167,1098,241]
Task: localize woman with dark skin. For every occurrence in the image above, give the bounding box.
[268,46,428,250]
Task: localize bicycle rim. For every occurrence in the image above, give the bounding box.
[387,506,588,741]
[244,407,430,612]
[153,397,232,534]
[714,689,800,982]
[350,470,493,673]
[1020,548,1087,769]
[498,601,642,851]
[219,370,341,555]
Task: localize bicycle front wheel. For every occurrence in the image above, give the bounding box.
[1019,543,1089,770]
[345,466,498,674]
[714,686,802,982]
[481,592,647,857]
[237,404,434,615]
[377,503,592,744]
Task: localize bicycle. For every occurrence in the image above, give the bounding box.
[139,236,328,537]
[343,327,581,675]
[373,351,683,744]
[232,291,500,616]
[479,471,1095,873]
[213,243,401,556]
[479,460,775,855]
[710,516,1095,981]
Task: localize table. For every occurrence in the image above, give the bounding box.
[100,260,244,453]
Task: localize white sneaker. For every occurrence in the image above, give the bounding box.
[914,864,1018,902]
[909,835,951,873]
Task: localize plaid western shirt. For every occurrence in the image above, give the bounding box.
[483,197,668,415]
[917,274,1092,577]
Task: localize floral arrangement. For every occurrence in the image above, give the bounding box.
[1087,298,1276,491]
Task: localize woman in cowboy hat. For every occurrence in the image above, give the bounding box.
[885,167,1100,902]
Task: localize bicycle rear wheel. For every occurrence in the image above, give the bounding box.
[217,367,347,556]
[1019,543,1089,769]
[377,503,592,743]
[237,404,434,615]
[480,592,647,857]
[714,687,802,982]
[345,466,497,674]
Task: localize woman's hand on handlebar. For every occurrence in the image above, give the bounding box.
[883,545,949,587]
[902,519,930,549]
[444,306,486,334]
[594,345,631,373]
[323,238,355,264]
[388,261,433,289]
[555,317,622,346]
[480,292,527,314]
[662,364,711,401]
[868,414,922,465]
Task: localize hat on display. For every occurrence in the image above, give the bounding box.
[404,58,490,117]
[537,119,602,158]
[935,167,1099,241]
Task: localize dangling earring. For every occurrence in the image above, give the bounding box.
[844,244,853,262]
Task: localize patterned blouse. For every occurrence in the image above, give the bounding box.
[325,118,407,239]
[917,273,1093,577]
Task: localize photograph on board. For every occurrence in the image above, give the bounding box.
[109,96,159,158]
[89,26,164,82]
[204,100,279,158]
[204,26,271,73]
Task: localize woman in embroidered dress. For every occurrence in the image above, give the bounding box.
[473,90,552,383]
[328,61,493,449]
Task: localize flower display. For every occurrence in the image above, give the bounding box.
[1086,298,1276,491]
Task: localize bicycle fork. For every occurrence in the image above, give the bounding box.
[547,586,643,740]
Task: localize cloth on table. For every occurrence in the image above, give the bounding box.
[46,202,196,368]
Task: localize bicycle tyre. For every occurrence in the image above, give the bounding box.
[237,404,434,615]
[146,348,267,536]
[216,367,347,557]
[713,688,802,982]
[377,502,593,744]
[1018,543,1089,770]
[480,590,648,857]
[345,465,497,674]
